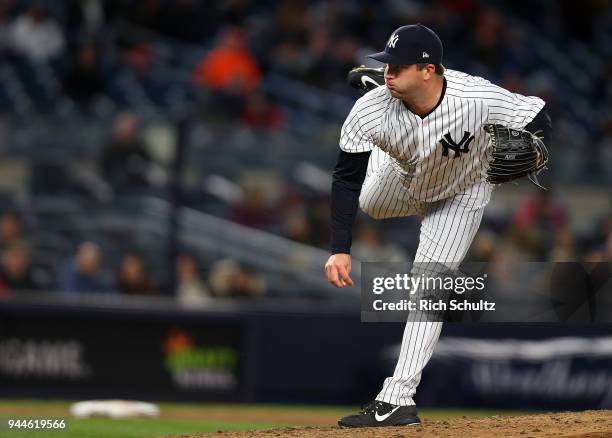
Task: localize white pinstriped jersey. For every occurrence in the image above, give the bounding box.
[339,68,545,202]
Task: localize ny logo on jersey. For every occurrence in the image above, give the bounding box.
[440,131,475,158]
[387,33,399,48]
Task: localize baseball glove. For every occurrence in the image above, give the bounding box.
[484,124,550,189]
[347,66,385,93]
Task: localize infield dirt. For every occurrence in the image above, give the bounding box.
[167,410,612,438]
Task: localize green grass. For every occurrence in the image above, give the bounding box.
[0,399,528,438]
[1,418,283,438]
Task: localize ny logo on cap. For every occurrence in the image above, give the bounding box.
[387,33,399,48]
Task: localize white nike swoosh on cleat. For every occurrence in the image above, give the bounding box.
[361,75,381,89]
[374,406,400,422]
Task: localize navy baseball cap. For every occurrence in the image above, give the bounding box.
[368,24,443,65]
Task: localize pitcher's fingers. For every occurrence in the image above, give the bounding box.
[338,265,354,286]
[326,265,344,288]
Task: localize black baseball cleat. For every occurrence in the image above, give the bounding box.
[347,66,385,93]
[338,400,421,428]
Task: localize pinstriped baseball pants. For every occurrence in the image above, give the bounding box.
[359,159,493,406]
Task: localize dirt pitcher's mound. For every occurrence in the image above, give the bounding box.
[174,410,612,438]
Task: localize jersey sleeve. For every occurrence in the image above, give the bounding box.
[339,101,378,153]
[484,84,545,129]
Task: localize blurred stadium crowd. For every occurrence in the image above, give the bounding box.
[0,0,609,300]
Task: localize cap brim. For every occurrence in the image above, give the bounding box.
[367,51,409,64]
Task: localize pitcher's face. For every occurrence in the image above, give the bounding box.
[384,64,429,99]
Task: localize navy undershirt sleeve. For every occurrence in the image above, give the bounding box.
[330,150,371,254]
[524,105,552,143]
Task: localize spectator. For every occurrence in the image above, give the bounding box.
[62,41,105,105]
[208,259,265,298]
[469,7,503,71]
[351,220,409,262]
[60,242,113,293]
[116,252,157,295]
[175,253,211,306]
[240,92,284,131]
[300,29,333,85]
[269,39,309,78]
[0,244,39,294]
[99,112,153,192]
[0,211,27,253]
[192,26,262,120]
[549,226,577,261]
[283,208,313,245]
[64,0,104,36]
[469,230,498,262]
[123,43,154,79]
[192,27,261,94]
[328,35,359,89]
[510,190,568,259]
[8,4,65,62]
[229,176,279,229]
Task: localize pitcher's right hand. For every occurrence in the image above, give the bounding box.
[325,253,354,288]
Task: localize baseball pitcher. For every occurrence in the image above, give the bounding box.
[325,24,551,428]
